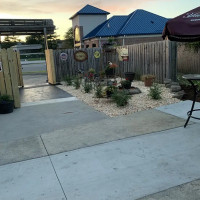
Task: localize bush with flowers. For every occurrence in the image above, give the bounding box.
[88,68,95,81]
[105,62,118,77]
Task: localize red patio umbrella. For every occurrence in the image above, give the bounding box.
[162,6,200,42]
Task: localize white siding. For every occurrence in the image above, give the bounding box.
[79,15,107,36]
[72,16,79,29]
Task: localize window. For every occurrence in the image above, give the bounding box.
[92,44,96,47]
[86,45,89,48]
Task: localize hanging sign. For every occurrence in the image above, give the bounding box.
[74,50,88,62]
[0,62,2,72]
[60,52,68,61]
[94,51,100,58]
[117,48,129,61]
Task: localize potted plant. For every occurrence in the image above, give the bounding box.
[142,74,156,87]
[105,63,118,77]
[102,37,117,53]
[124,72,135,82]
[121,80,132,89]
[0,94,14,114]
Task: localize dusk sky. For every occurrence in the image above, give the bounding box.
[0,0,199,40]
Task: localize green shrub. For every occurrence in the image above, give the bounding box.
[88,68,95,73]
[83,82,93,93]
[149,83,162,100]
[177,73,190,86]
[73,77,81,89]
[111,90,131,107]
[0,94,12,102]
[94,85,103,98]
[64,76,73,86]
[121,80,131,89]
[105,85,117,97]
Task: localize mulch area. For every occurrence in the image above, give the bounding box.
[181,85,200,102]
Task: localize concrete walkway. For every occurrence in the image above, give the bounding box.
[1,86,200,199]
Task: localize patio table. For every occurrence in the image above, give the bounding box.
[182,74,200,128]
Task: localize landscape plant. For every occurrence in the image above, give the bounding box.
[88,68,95,81]
[0,94,12,102]
[121,80,131,89]
[83,81,93,93]
[105,85,117,97]
[64,76,73,86]
[111,90,131,107]
[94,84,103,98]
[148,83,162,100]
[73,76,81,89]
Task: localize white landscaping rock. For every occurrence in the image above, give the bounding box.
[57,80,180,117]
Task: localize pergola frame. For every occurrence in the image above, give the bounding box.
[0,19,55,49]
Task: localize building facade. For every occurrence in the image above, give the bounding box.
[71,5,168,48]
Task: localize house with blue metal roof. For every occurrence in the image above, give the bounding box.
[70,5,168,48]
[70,4,110,48]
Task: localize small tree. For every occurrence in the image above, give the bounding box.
[25,35,44,45]
[1,36,21,49]
[62,27,74,49]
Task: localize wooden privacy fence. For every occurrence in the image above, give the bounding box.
[0,48,23,108]
[46,40,177,83]
[177,44,200,74]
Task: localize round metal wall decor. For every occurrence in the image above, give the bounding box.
[74,50,88,62]
[60,52,68,61]
[94,51,100,58]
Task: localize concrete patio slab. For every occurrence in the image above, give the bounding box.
[22,74,47,87]
[42,109,187,155]
[137,179,200,200]
[0,100,108,143]
[50,123,200,200]
[20,84,72,103]
[0,157,66,200]
[156,100,200,123]
[0,136,47,166]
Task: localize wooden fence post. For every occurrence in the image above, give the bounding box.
[45,49,57,84]
[7,48,21,108]
[16,52,24,87]
[1,49,13,97]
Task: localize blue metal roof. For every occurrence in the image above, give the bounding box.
[119,9,168,35]
[83,9,168,39]
[84,16,128,39]
[70,4,110,19]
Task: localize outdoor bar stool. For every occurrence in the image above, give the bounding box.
[182,74,200,128]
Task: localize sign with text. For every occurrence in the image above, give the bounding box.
[74,50,88,62]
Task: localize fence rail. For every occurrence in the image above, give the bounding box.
[47,40,178,83]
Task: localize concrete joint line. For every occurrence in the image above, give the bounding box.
[40,136,68,200]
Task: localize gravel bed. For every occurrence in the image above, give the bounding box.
[57,79,180,117]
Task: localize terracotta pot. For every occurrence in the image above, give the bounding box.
[144,77,155,87]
